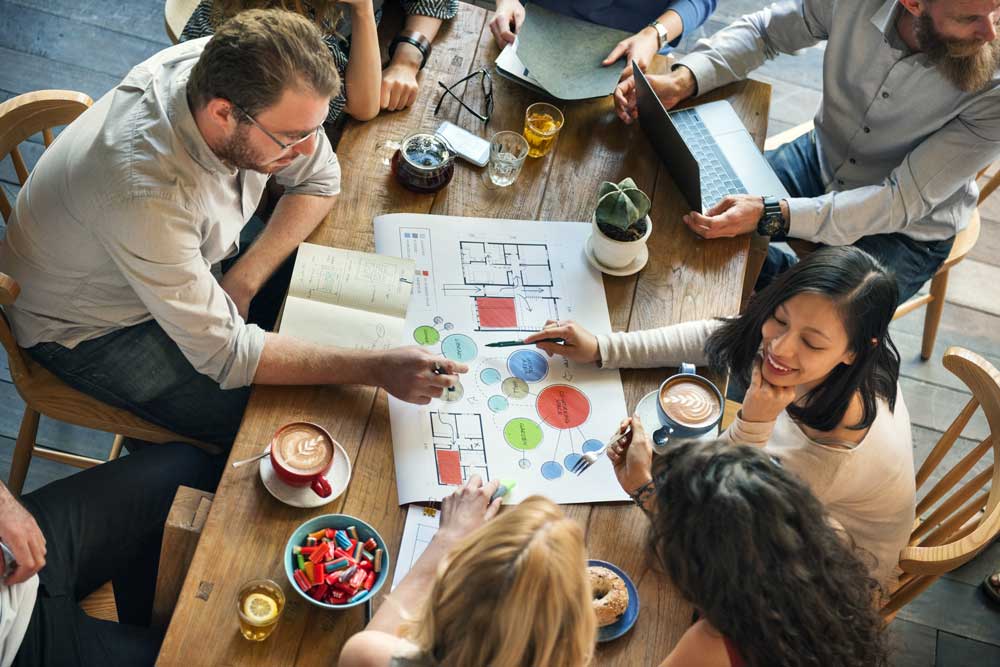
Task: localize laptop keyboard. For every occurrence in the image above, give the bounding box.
[671,109,748,210]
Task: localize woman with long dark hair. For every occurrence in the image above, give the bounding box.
[619,438,890,667]
[525,246,915,585]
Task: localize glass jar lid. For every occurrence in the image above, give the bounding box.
[400,132,454,172]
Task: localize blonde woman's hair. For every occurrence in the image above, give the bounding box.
[403,496,596,667]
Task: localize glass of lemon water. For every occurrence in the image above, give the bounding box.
[523,102,564,158]
[237,579,285,641]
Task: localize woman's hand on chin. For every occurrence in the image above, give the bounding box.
[741,356,797,423]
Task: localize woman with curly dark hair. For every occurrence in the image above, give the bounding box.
[526,246,915,587]
[617,436,890,667]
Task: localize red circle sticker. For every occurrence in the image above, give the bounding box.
[536,385,591,430]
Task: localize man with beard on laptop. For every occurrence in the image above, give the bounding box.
[613,0,1000,304]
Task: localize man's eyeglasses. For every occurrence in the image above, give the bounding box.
[231,102,320,150]
[434,68,494,123]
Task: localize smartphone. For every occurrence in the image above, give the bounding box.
[435,121,490,167]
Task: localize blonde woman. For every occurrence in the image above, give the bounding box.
[340,477,596,667]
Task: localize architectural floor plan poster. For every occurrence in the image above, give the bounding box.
[373,213,629,505]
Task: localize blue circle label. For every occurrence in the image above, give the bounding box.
[507,349,549,382]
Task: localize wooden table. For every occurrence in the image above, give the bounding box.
[157,5,771,665]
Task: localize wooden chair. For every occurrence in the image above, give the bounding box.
[164,0,200,44]
[763,121,990,360]
[880,346,1000,619]
[0,90,220,495]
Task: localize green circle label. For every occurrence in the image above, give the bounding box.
[504,418,543,451]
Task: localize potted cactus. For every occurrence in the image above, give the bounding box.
[589,177,652,269]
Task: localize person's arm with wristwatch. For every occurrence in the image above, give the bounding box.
[382,1,458,111]
[681,194,791,241]
[603,1,719,80]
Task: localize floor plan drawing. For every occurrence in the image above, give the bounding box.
[430,411,488,485]
[442,241,560,332]
[376,213,630,505]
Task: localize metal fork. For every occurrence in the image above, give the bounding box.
[571,426,632,476]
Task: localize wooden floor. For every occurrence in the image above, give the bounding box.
[2,1,999,664]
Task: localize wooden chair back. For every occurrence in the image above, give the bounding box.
[0,90,92,222]
[881,347,1000,617]
[165,0,200,44]
[0,91,92,384]
[0,273,30,386]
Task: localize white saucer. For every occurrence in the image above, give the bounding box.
[633,390,718,455]
[584,237,649,277]
[259,441,352,508]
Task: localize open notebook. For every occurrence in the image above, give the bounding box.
[278,243,415,351]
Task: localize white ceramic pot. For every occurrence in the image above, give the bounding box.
[590,214,653,269]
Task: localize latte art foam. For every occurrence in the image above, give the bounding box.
[274,427,333,474]
[659,379,721,427]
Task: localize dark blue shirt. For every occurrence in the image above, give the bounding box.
[527,0,717,42]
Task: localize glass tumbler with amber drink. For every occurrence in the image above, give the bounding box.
[524,102,564,158]
[237,579,285,641]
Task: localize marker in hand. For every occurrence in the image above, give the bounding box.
[490,479,517,503]
[433,361,455,392]
[485,338,565,348]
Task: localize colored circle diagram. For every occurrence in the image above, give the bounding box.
[504,418,543,451]
[507,349,548,382]
[413,325,439,345]
[541,461,564,480]
[501,377,530,399]
[536,385,591,430]
[480,368,502,385]
[441,333,477,362]
[488,395,509,412]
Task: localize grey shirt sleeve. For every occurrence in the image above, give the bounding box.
[93,195,266,389]
[676,0,831,95]
[788,95,1000,243]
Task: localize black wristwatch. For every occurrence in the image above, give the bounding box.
[757,195,789,239]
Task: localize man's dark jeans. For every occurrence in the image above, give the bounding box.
[27,216,294,448]
[13,444,221,667]
[756,131,955,304]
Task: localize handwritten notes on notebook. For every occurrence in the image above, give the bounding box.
[279,243,415,351]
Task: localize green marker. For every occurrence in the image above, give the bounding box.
[490,479,517,503]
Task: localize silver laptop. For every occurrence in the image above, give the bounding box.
[633,64,790,213]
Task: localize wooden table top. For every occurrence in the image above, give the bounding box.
[157,5,771,665]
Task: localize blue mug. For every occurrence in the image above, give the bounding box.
[654,362,724,441]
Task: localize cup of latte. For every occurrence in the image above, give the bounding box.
[655,363,724,441]
[269,422,337,498]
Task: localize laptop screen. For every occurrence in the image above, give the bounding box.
[633,65,704,212]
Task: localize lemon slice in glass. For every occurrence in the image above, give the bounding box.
[243,593,279,624]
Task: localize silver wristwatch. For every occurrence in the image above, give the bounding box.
[648,20,669,50]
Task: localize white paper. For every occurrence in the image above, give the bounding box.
[374,213,630,505]
[279,242,415,351]
[391,505,441,591]
[495,39,543,87]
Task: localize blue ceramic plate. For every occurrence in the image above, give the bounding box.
[589,559,639,642]
[284,514,391,610]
